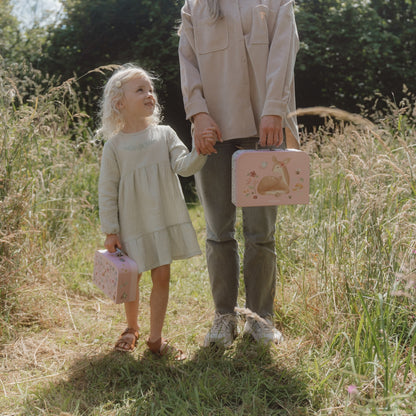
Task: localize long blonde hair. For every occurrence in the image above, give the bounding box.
[98,64,161,139]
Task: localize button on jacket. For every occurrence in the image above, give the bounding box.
[179,0,300,142]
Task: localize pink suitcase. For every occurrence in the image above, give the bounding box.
[232,149,310,207]
[93,249,138,303]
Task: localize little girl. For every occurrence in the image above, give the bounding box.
[98,64,209,359]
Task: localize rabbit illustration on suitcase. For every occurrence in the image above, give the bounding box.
[257,156,290,197]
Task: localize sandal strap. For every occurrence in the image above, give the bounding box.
[115,328,139,351]
[121,327,139,338]
[146,337,163,354]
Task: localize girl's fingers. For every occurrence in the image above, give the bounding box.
[199,138,217,155]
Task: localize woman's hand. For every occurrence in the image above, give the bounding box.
[193,113,222,155]
[259,115,283,147]
[104,234,122,253]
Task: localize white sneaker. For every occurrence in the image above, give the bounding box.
[203,312,238,348]
[243,316,283,344]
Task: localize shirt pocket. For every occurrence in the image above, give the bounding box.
[194,18,228,54]
[250,5,270,45]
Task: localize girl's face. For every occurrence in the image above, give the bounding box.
[118,76,156,120]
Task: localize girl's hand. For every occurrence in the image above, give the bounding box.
[104,234,122,253]
[259,115,283,147]
[193,113,222,155]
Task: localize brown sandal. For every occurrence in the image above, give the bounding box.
[146,337,186,361]
[114,328,139,352]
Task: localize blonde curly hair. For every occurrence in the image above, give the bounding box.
[98,64,161,139]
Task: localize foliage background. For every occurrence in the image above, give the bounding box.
[295,0,416,111]
[39,0,189,140]
[4,0,416,136]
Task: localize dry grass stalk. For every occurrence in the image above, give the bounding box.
[289,106,375,129]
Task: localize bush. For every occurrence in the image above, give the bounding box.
[0,60,100,339]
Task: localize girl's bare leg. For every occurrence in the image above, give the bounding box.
[124,276,141,330]
[116,274,141,350]
[148,264,170,343]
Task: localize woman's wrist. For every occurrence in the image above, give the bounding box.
[191,112,209,123]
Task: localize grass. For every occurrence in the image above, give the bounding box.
[17,340,310,415]
[1,62,416,415]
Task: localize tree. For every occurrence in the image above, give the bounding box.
[41,0,188,140]
[40,0,416,131]
[1,0,51,65]
[369,0,416,96]
[295,0,416,113]
[0,0,22,62]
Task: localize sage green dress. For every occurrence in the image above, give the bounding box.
[98,125,206,273]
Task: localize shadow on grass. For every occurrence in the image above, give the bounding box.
[24,338,316,415]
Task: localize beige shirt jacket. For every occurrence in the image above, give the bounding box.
[179,0,300,144]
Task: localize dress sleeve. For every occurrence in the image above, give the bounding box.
[262,0,299,117]
[178,1,209,120]
[98,141,120,234]
[167,127,206,177]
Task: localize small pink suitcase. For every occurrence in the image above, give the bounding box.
[93,249,138,303]
[232,149,310,207]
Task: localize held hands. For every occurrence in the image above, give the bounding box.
[193,113,283,151]
[193,112,222,155]
[104,234,122,253]
[259,115,283,147]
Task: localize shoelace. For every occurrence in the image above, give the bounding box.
[250,318,273,334]
[212,315,235,331]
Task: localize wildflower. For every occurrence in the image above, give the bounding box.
[347,385,359,396]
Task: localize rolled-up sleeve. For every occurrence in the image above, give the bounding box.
[262,0,299,117]
[178,2,210,120]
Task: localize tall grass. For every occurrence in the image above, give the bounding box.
[0,60,101,338]
[1,61,416,415]
[276,101,416,413]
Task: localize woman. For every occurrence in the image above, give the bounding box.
[179,0,300,347]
